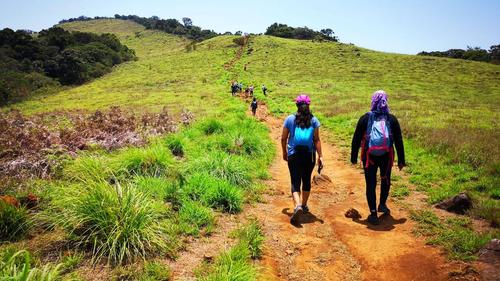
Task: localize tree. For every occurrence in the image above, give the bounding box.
[320,28,333,38]
[182,17,193,28]
[489,44,500,64]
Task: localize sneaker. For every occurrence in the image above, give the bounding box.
[378,204,391,215]
[367,213,380,225]
[302,205,309,213]
[290,206,303,225]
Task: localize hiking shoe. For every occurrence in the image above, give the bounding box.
[302,205,309,213]
[367,214,380,225]
[290,206,303,225]
[378,204,391,215]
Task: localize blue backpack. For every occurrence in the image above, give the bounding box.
[366,112,392,156]
[293,125,314,152]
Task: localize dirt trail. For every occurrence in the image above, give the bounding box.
[250,104,451,281]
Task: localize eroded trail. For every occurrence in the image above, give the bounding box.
[250,105,450,281]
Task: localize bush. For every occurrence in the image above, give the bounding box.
[0,200,30,242]
[165,136,184,157]
[51,182,173,265]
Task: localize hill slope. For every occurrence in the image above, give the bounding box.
[5,19,500,279]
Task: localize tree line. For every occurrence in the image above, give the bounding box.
[60,15,219,42]
[59,16,339,43]
[418,45,499,64]
[264,23,338,42]
[0,27,136,105]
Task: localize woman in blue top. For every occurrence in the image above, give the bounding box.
[281,94,323,224]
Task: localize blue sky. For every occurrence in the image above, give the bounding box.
[0,0,498,54]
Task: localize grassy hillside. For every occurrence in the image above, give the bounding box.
[2,18,499,277]
[10,19,500,221]
[12,19,236,115]
[232,35,500,224]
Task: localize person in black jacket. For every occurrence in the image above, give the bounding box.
[351,90,405,225]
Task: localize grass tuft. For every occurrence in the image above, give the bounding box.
[0,200,31,242]
[50,181,174,265]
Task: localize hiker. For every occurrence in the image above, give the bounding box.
[262,84,267,96]
[249,85,254,96]
[250,97,258,116]
[350,90,405,225]
[231,82,237,96]
[281,94,323,225]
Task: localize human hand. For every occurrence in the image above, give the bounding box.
[283,154,288,162]
[318,157,324,170]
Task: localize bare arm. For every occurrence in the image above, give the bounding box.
[281,127,289,161]
[314,127,323,166]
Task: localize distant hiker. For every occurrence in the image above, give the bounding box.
[250,97,258,116]
[231,82,237,96]
[262,84,267,96]
[281,94,323,225]
[249,85,254,96]
[350,90,405,225]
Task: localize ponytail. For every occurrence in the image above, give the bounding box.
[295,103,313,128]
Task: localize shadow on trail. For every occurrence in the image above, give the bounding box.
[352,213,407,231]
[282,208,325,228]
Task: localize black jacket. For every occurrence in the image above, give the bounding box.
[350,113,405,166]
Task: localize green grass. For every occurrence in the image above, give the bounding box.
[0,201,31,242]
[49,181,174,265]
[4,17,499,273]
[198,221,264,281]
[0,248,63,281]
[226,35,499,227]
[410,210,498,260]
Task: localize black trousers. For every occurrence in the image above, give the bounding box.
[287,151,315,193]
[363,154,392,214]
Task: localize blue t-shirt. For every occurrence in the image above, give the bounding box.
[284,114,320,156]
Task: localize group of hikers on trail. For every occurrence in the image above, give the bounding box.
[231,81,267,97]
[281,90,405,225]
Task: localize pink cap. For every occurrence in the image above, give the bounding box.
[295,94,311,105]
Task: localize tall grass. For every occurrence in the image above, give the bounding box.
[0,249,63,281]
[50,182,173,265]
[179,201,215,236]
[189,152,251,187]
[410,209,498,260]
[0,200,31,242]
[200,222,264,281]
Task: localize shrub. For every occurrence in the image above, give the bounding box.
[0,200,30,242]
[179,201,215,236]
[51,182,173,265]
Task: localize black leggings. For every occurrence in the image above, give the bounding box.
[363,154,392,214]
[287,151,315,193]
